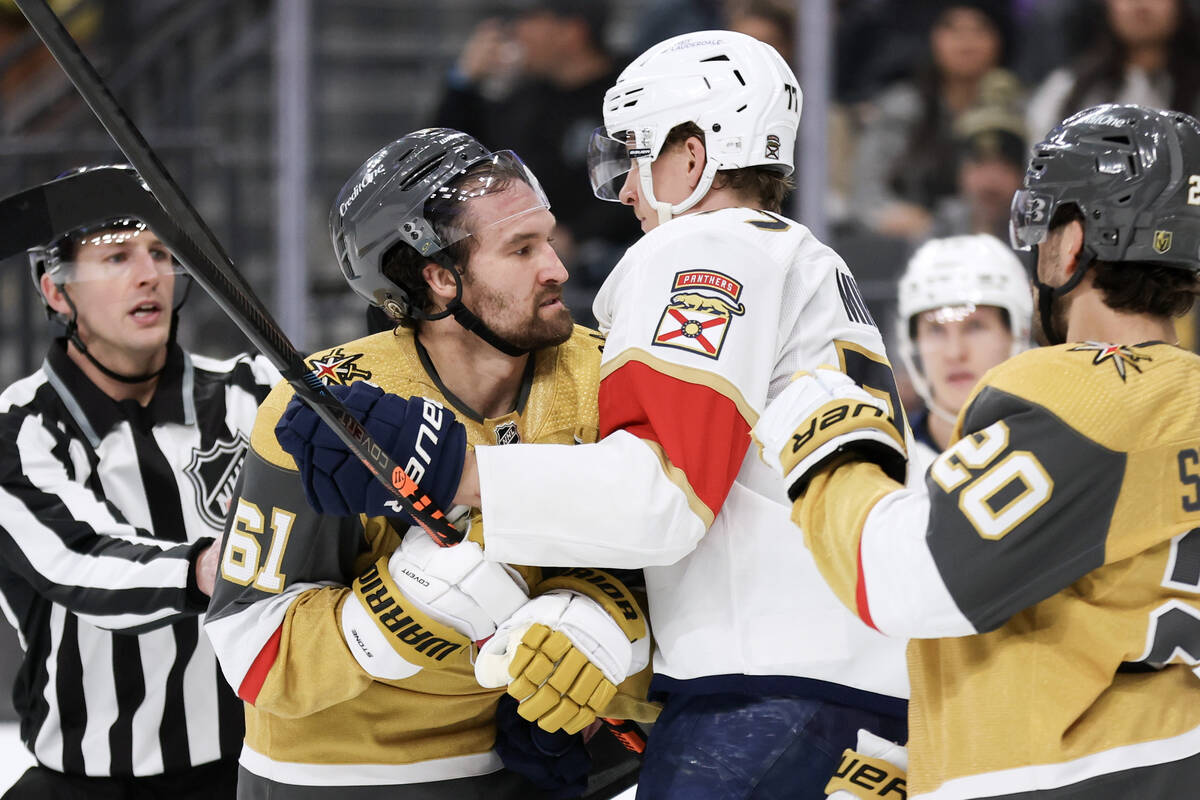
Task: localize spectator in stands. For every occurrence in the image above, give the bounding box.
[929,70,1028,241]
[431,0,638,326]
[627,0,725,58]
[727,0,792,59]
[1026,0,1200,140]
[851,1,1017,243]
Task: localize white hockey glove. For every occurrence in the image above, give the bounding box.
[390,530,529,641]
[475,589,649,734]
[754,367,907,500]
[341,532,528,681]
[825,729,908,799]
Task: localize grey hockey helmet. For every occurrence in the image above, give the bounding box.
[330,128,549,321]
[1010,104,1200,273]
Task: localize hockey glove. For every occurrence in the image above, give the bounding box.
[342,554,472,681]
[475,589,647,734]
[493,694,591,799]
[753,367,907,500]
[341,530,529,680]
[275,381,467,522]
[390,529,529,642]
[825,729,908,799]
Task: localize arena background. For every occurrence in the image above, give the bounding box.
[0,0,1197,790]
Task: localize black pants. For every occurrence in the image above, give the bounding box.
[2,757,238,800]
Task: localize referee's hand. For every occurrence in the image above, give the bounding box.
[195,540,221,596]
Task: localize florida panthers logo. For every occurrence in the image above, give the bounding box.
[184,433,250,529]
[765,134,782,160]
[653,270,745,359]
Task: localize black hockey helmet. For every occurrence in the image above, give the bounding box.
[1010,104,1200,273]
[25,166,187,302]
[329,127,549,322]
[1,164,192,383]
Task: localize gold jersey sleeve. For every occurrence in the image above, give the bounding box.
[208,326,652,782]
[793,342,1200,796]
[905,343,1200,796]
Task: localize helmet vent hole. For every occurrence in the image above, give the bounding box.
[700,54,730,62]
[703,77,711,89]
[1115,194,1132,205]
[1101,135,1132,145]
[735,104,748,113]
[398,158,443,191]
[392,147,415,167]
[733,69,746,86]
[623,100,639,108]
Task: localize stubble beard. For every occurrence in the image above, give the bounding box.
[470,285,575,351]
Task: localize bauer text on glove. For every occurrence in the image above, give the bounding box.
[753,367,907,499]
[275,381,467,521]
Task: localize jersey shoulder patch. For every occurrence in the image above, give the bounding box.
[966,343,1200,452]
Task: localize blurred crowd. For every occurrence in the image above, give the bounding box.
[422,0,1200,351]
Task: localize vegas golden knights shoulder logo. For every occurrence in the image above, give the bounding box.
[1154,229,1173,254]
[653,270,746,359]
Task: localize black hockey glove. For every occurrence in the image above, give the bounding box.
[493,694,591,799]
[275,381,467,521]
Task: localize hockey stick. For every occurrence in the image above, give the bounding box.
[12,0,463,546]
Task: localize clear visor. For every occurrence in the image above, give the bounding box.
[427,150,551,249]
[587,127,643,201]
[46,221,185,283]
[1009,189,1055,251]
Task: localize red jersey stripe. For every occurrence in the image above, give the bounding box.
[599,359,750,520]
[238,625,282,704]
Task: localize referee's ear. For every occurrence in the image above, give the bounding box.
[40,272,72,317]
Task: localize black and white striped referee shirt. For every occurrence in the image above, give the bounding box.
[0,339,278,777]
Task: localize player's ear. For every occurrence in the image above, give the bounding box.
[685,135,707,186]
[422,260,459,309]
[1059,219,1086,278]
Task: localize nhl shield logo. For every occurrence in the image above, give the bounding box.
[184,433,250,529]
[494,421,521,446]
[653,270,746,359]
[1153,230,1173,254]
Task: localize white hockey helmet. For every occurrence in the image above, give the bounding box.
[897,234,1032,411]
[587,30,801,226]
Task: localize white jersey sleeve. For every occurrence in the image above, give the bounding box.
[479,208,904,567]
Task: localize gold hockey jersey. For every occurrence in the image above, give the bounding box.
[204,325,655,790]
[795,342,1200,799]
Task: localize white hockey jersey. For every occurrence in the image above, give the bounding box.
[477,208,909,707]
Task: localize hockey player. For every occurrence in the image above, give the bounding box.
[204,128,654,799]
[0,166,280,798]
[754,103,1200,798]
[276,33,910,799]
[896,233,1032,473]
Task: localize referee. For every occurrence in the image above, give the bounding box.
[0,166,279,798]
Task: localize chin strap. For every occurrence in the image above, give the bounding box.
[412,256,529,358]
[57,277,192,384]
[447,298,528,357]
[1033,248,1094,346]
[640,153,720,228]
